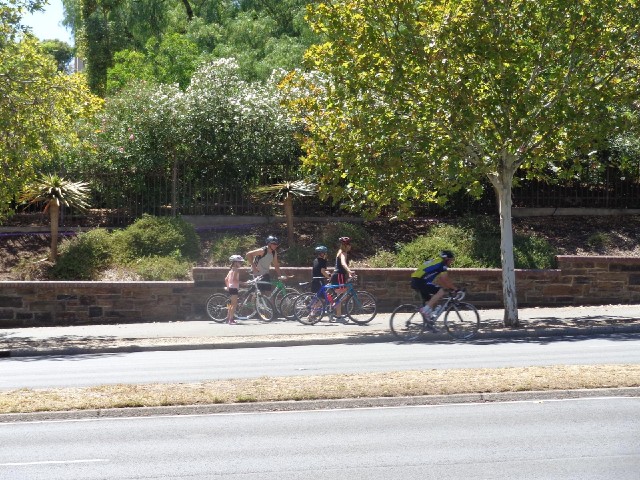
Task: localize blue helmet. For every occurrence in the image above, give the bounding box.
[315,245,328,254]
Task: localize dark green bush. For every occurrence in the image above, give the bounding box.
[52,229,114,280]
[114,214,200,262]
[208,233,258,266]
[318,222,373,256]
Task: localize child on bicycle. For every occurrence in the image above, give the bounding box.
[225,255,244,325]
[410,250,457,322]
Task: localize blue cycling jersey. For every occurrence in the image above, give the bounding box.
[410,259,447,285]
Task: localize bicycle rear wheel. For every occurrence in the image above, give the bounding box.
[444,302,480,340]
[293,293,325,325]
[205,293,229,323]
[255,295,275,322]
[346,291,377,325]
[389,304,424,341]
[278,291,301,320]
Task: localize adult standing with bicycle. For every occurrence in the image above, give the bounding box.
[330,236,355,320]
[410,250,458,324]
[246,235,284,294]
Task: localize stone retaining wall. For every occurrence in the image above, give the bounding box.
[1,256,640,328]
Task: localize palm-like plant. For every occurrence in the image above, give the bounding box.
[253,180,317,246]
[20,174,91,261]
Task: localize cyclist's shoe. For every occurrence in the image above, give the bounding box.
[419,307,433,322]
[227,319,238,325]
[334,315,348,323]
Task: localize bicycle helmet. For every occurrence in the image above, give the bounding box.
[440,250,455,259]
[338,236,351,245]
[315,245,328,254]
[265,235,280,245]
[229,255,244,263]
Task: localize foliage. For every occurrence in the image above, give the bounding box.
[284,0,640,325]
[207,233,258,266]
[279,244,315,267]
[19,174,91,260]
[40,39,74,72]
[127,255,193,280]
[317,222,372,253]
[51,229,113,280]
[113,214,200,262]
[0,1,102,221]
[19,174,90,213]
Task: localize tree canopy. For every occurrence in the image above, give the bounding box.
[0,0,102,220]
[284,0,640,325]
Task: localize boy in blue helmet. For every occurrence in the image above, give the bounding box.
[410,250,457,321]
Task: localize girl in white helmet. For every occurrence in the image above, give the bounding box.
[225,255,244,324]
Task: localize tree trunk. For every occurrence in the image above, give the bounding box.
[489,160,520,328]
[49,199,60,262]
[284,196,294,246]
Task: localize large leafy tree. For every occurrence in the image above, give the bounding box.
[285,0,640,326]
[0,0,102,221]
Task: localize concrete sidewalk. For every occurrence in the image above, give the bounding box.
[2,304,640,357]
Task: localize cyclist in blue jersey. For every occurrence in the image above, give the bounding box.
[410,250,457,321]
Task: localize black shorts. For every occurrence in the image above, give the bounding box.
[330,272,348,287]
[311,278,326,294]
[410,278,440,302]
[256,274,273,293]
[227,288,238,296]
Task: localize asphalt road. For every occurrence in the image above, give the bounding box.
[2,334,640,390]
[1,397,638,479]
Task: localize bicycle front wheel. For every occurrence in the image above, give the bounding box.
[389,304,424,341]
[205,293,229,323]
[235,291,256,320]
[293,293,325,325]
[444,302,480,340]
[278,291,301,320]
[346,291,377,325]
[255,295,275,322]
[272,287,300,318]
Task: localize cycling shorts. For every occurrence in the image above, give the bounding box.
[410,278,440,302]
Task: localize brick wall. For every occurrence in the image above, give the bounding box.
[1,256,640,328]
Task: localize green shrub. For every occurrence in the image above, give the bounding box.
[52,229,114,280]
[128,256,193,280]
[208,233,258,266]
[114,214,200,262]
[586,232,612,250]
[279,244,315,267]
[358,249,397,268]
[393,217,556,269]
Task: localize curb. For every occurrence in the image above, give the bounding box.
[4,323,640,358]
[1,387,639,423]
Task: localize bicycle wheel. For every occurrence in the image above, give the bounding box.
[444,302,480,340]
[277,291,301,320]
[346,291,377,325]
[235,290,257,320]
[389,304,424,341]
[205,293,229,323]
[255,294,275,322]
[293,293,325,325]
[272,287,300,318]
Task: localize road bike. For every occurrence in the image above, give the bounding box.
[389,289,480,341]
[205,275,275,322]
[293,276,377,325]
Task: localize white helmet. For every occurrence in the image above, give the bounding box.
[229,255,244,263]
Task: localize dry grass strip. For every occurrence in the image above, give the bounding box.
[1,364,639,414]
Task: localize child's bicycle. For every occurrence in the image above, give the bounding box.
[205,275,275,322]
[293,275,377,326]
[277,277,326,321]
[389,289,480,341]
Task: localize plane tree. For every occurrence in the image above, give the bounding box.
[284,0,640,326]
